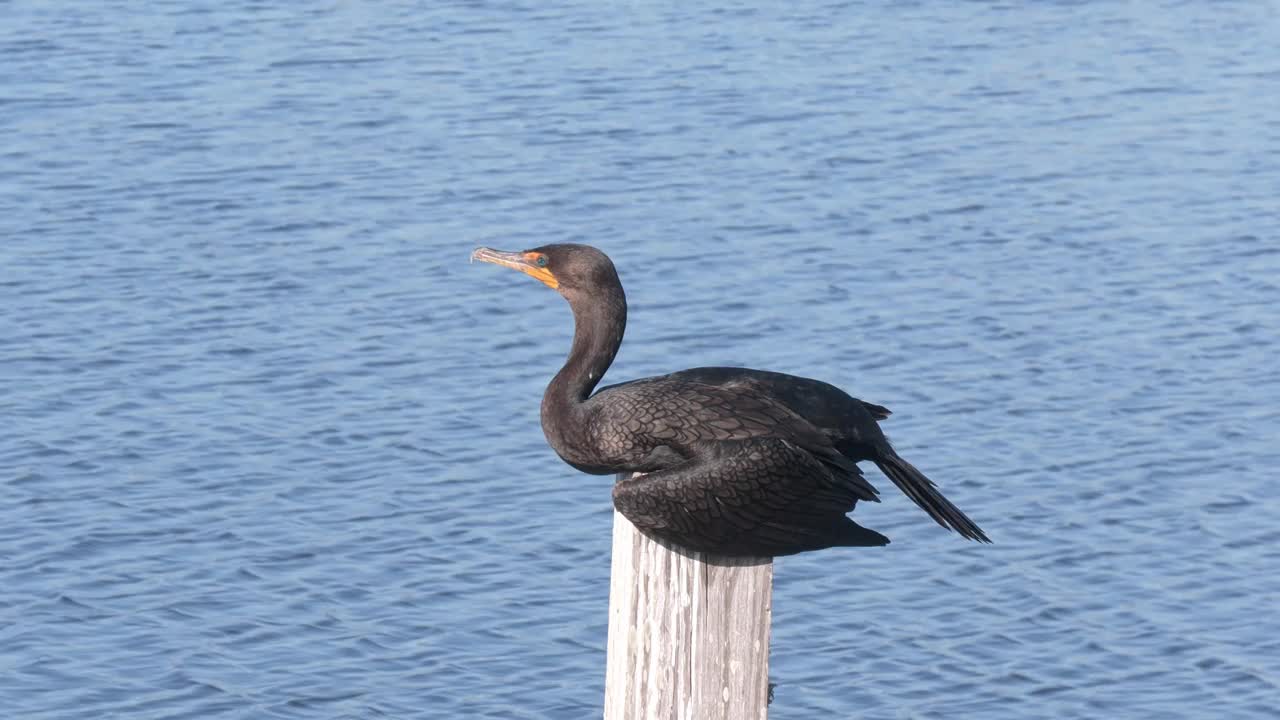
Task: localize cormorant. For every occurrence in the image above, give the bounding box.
[473,244,989,556]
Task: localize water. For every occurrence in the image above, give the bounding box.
[2,1,1278,717]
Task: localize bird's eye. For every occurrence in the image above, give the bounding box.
[535,255,549,268]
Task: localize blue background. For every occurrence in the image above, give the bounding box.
[2,2,1278,718]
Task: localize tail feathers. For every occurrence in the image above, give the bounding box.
[875,453,990,543]
[861,401,892,421]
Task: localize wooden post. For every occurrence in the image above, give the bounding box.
[604,475,773,720]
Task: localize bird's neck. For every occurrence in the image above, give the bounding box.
[541,285,627,449]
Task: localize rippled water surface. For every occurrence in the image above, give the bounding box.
[3,2,1279,718]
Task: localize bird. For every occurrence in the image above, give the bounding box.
[472,243,989,557]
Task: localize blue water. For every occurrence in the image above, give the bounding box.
[3,2,1279,718]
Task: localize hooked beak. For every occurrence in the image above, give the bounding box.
[471,247,559,289]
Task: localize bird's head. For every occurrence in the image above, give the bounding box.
[471,243,620,298]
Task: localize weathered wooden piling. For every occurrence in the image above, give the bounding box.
[604,473,773,720]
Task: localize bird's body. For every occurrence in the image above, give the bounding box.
[473,243,988,556]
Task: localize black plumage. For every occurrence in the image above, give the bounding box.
[473,243,989,556]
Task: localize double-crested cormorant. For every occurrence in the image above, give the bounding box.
[473,244,989,556]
